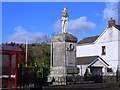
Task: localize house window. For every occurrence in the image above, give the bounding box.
[102,46,106,55]
[107,68,113,72]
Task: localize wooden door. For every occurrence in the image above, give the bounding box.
[90,67,103,75]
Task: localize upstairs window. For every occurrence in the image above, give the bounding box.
[102,46,106,55]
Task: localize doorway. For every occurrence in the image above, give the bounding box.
[90,67,103,75]
[90,67,103,83]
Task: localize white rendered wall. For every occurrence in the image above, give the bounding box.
[77,27,120,73]
[77,44,99,57]
[95,27,119,73]
[95,27,118,43]
[77,65,88,76]
[118,27,120,71]
[118,39,120,70]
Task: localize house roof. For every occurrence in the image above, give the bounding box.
[77,25,120,45]
[76,56,99,65]
[76,56,109,66]
[114,25,120,31]
[77,35,99,44]
[0,44,23,52]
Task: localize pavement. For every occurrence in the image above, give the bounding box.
[42,83,120,90]
[1,83,120,90]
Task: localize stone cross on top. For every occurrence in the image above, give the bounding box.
[61,6,68,33]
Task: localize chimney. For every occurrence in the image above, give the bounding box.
[108,18,116,28]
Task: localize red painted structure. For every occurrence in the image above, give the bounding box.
[0,43,31,89]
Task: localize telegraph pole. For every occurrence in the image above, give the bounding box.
[118,1,120,24]
[25,32,28,67]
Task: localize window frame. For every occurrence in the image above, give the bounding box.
[101,46,106,55]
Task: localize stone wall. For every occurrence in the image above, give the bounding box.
[43,83,119,90]
[103,76,120,83]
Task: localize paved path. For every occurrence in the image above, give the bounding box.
[43,83,120,90]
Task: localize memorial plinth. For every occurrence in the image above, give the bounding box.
[48,32,79,85]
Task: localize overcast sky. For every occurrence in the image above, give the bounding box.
[2,2,119,43]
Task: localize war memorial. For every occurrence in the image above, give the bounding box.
[45,7,120,90]
[47,6,79,85]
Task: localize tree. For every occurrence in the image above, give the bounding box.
[34,35,51,44]
[27,43,50,78]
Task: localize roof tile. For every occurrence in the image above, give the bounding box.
[78,36,99,44]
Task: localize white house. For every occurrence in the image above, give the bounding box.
[76,18,120,76]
